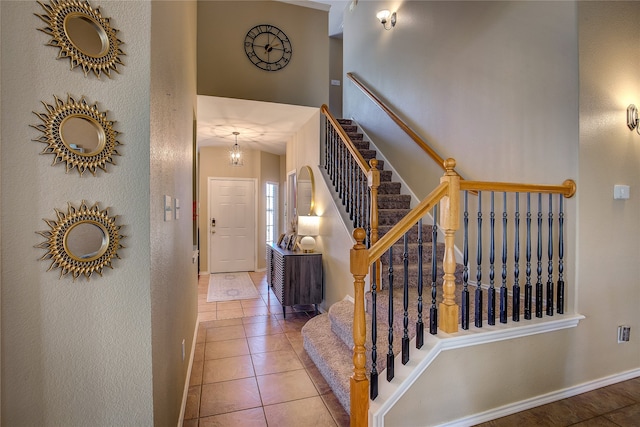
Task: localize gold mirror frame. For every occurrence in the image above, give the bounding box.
[36,0,125,78]
[297,166,315,216]
[31,94,121,176]
[36,201,125,280]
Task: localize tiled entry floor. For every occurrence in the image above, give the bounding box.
[182,272,349,427]
[184,272,640,426]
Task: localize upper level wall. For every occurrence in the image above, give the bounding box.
[197,1,329,108]
[343,1,578,192]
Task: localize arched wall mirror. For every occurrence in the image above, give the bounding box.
[36,0,125,78]
[36,201,125,280]
[31,95,121,176]
[297,166,315,216]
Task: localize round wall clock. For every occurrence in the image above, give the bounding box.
[244,24,292,71]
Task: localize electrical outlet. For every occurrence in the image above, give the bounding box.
[181,339,186,361]
[618,326,630,343]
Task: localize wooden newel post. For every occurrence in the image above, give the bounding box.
[351,228,369,427]
[439,158,460,333]
[368,159,381,291]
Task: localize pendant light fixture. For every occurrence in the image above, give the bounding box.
[230,131,243,166]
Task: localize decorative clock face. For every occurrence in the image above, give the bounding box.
[244,24,292,71]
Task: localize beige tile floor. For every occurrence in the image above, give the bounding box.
[183,271,349,427]
[184,271,640,426]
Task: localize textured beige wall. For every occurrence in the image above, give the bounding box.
[1,1,154,424]
[197,1,328,108]
[329,37,343,117]
[150,1,198,424]
[285,111,355,310]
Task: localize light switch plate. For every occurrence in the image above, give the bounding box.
[614,185,630,200]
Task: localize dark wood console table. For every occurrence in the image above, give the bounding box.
[266,243,323,318]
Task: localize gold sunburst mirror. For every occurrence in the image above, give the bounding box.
[35,0,125,78]
[31,94,121,176]
[36,201,125,280]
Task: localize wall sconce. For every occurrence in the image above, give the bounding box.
[229,131,244,166]
[627,104,639,134]
[376,9,396,30]
[297,215,320,253]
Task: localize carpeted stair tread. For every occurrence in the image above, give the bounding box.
[328,300,403,376]
[359,149,377,160]
[378,193,411,208]
[380,170,393,182]
[378,223,434,241]
[379,262,465,288]
[378,241,445,264]
[302,314,353,413]
[378,182,401,194]
[353,140,370,150]
[378,208,411,225]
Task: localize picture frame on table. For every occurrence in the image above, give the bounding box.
[287,233,297,251]
[281,235,290,250]
[276,233,285,246]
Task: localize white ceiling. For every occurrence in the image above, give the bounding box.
[196,96,320,155]
[195,1,348,156]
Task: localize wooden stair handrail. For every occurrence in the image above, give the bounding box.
[347,72,465,178]
[460,179,577,198]
[321,104,371,175]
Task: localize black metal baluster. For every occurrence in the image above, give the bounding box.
[462,191,470,330]
[332,131,338,187]
[324,120,330,171]
[430,206,438,334]
[547,194,554,316]
[387,246,394,381]
[513,193,520,322]
[402,233,410,364]
[349,158,355,223]
[365,190,371,248]
[557,195,565,315]
[525,193,532,320]
[357,168,362,226]
[370,263,378,399]
[500,192,508,324]
[488,192,496,325]
[340,144,346,205]
[475,192,483,328]
[536,193,543,318]
[416,219,424,349]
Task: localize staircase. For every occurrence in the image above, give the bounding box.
[302,119,462,413]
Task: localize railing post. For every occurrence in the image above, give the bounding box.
[368,159,381,291]
[439,158,460,333]
[351,228,369,427]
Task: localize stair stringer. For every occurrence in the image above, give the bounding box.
[369,314,584,427]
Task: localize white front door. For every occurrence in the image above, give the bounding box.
[208,178,256,273]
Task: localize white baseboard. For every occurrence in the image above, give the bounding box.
[441,367,640,426]
[178,314,200,427]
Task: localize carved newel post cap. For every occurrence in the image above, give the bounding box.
[353,228,366,244]
[443,158,456,173]
[369,158,378,169]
